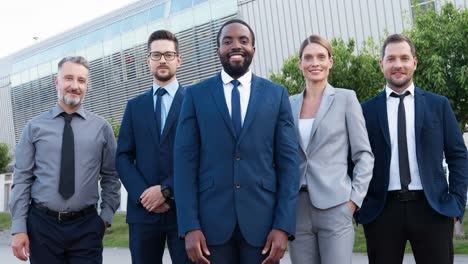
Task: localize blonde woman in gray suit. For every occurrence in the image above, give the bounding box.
[288,35,374,264]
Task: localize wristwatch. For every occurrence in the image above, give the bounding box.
[160,185,173,199]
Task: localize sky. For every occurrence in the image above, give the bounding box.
[0,0,139,59]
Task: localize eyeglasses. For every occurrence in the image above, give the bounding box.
[148,52,178,61]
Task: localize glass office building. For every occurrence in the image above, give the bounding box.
[2,0,237,145]
[1,0,466,150]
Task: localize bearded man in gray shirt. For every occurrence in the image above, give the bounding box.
[9,56,121,263]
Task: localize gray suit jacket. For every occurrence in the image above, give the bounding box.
[290,84,374,209]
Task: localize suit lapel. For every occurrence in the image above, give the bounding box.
[160,85,184,143]
[141,88,160,145]
[291,91,307,154]
[414,87,425,148]
[376,90,391,147]
[306,84,335,153]
[238,75,261,144]
[210,74,236,138]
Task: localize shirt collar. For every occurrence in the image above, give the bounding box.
[52,103,86,119]
[385,83,415,100]
[153,79,179,98]
[221,69,252,88]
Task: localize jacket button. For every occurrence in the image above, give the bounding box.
[235,184,241,189]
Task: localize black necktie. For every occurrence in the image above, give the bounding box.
[231,80,241,138]
[390,91,411,191]
[59,112,76,199]
[154,87,167,135]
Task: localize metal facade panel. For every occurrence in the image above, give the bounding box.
[239,0,417,78]
[0,85,15,152]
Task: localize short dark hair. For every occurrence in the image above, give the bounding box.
[298,35,333,59]
[147,30,179,54]
[58,56,89,72]
[381,34,416,59]
[216,19,256,47]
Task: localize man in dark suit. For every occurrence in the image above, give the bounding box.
[116,30,190,264]
[357,34,468,264]
[174,19,299,264]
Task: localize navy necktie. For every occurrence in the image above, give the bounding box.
[390,91,411,191]
[231,80,241,138]
[59,112,76,199]
[154,87,167,135]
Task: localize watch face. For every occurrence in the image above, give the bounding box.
[162,187,171,198]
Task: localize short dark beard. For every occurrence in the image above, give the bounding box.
[154,71,174,82]
[387,77,412,91]
[220,56,253,79]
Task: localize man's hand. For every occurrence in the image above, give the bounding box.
[185,230,210,264]
[261,229,288,264]
[12,233,30,261]
[140,185,165,212]
[348,200,357,214]
[151,203,171,213]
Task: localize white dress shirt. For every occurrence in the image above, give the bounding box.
[385,84,423,191]
[221,69,252,125]
[298,118,314,186]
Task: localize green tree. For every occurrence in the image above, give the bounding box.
[409,2,468,131]
[107,117,121,139]
[270,38,383,102]
[0,143,12,173]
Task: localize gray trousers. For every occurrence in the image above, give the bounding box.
[288,192,355,264]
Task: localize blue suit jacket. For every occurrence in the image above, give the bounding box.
[116,86,185,224]
[357,88,468,224]
[174,73,299,247]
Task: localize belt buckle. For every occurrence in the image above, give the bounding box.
[58,211,69,221]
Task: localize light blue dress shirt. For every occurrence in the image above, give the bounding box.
[153,79,179,133]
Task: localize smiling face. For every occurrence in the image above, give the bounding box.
[380,41,417,93]
[299,42,333,85]
[217,23,255,79]
[147,39,181,86]
[55,61,89,111]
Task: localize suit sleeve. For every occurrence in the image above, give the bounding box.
[345,91,374,207]
[442,97,468,220]
[272,87,300,237]
[116,101,150,205]
[174,88,201,237]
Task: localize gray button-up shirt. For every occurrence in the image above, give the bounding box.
[10,104,121,234]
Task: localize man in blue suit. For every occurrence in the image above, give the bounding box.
[174,19,299,264]
[357,34,468,264]
[116,30,191,264]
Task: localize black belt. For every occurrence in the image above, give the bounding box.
[32,202,96,221]
[299,185,308,192]
[387,190,425,202]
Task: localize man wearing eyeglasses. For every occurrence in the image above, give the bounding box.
[116,30,191,264]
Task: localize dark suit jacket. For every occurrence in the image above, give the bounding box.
[357,87,468,224]
[116,86,185,224]
[174,73,299,247]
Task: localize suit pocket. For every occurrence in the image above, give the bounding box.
[198,177,214,193]
[262,178,277,193]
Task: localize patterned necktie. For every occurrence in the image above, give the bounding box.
[390,91,411,191]
[59,112,76,199]
[155,87,167,135]
[231,80,241,138]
